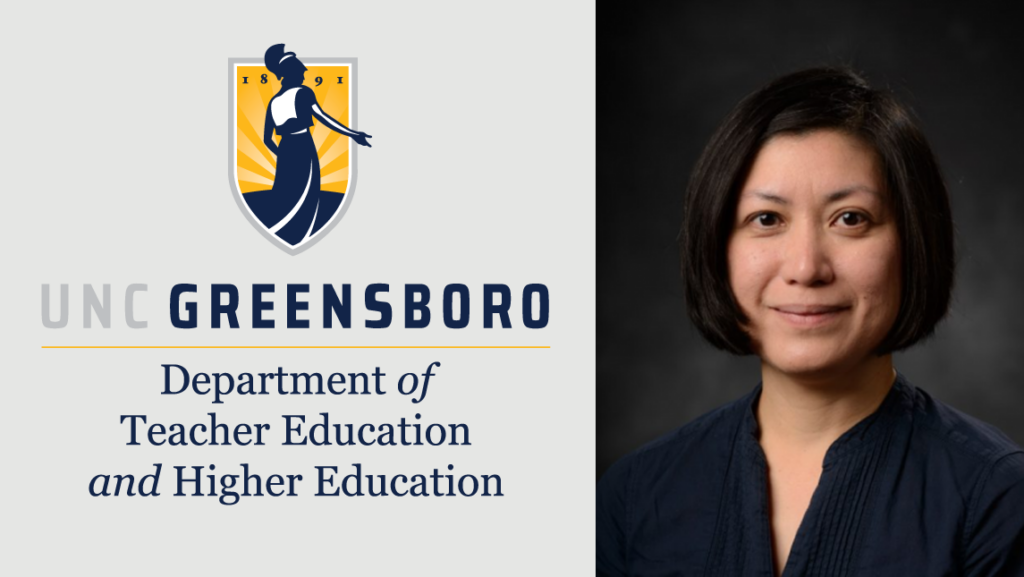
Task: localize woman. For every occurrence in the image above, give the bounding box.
[597,68,1024,576]
[251,44,371,247]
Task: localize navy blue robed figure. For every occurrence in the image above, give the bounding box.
[243,44,371,247]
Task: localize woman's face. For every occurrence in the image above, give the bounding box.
[727,130,901,379]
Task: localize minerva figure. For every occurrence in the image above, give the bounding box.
[248,43,371,247]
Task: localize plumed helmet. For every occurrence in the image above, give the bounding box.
[264,43,304,80]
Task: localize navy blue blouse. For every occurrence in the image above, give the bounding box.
[597,375,1024,576]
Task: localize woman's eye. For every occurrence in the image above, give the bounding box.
[753,213,780,227]
[836,212,868,227]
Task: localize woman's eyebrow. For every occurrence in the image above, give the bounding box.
[744,191,788,205]
[742,187,882,205]
[825,186,882,203]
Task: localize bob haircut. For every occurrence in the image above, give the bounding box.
[681,67,955,355]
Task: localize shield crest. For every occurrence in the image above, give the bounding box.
[228,53,362,254]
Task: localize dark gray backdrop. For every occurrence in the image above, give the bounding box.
[597,1,1024,479]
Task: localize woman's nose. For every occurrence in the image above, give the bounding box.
[781,225,834,286]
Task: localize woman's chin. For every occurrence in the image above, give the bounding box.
[757,343,864,382]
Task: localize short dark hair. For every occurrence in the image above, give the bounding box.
[681,67,955,355]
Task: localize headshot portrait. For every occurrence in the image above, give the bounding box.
[596,3,1024,575]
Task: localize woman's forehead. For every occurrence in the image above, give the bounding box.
[738,186,886,208]
[740,130,885,203]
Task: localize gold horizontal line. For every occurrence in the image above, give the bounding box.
[41,345,550,349]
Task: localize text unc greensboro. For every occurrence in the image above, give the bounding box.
[41,283,550,329]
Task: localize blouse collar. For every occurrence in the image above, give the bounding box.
[741,372,911,468]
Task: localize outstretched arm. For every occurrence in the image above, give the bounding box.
[312,102,372,147]
[263,107,279,156]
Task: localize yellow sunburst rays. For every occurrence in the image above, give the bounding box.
[234,64,351,194]
[306,65,351,193]
[236,66,280,193]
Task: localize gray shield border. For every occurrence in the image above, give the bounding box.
[227,57,359,256]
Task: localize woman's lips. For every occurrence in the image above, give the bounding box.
[770,305,850,328]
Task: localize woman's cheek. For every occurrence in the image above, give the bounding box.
[738,248,771,300]
[730,260,769,319]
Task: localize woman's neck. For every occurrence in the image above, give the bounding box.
[757,355,895,452]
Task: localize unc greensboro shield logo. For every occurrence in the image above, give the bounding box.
[228,44,372,254]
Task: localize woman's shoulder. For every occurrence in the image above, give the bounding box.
[899,378,1024,571]
[902,377,1024,466]
[597,388,759,573]
[900,378,1024,539]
